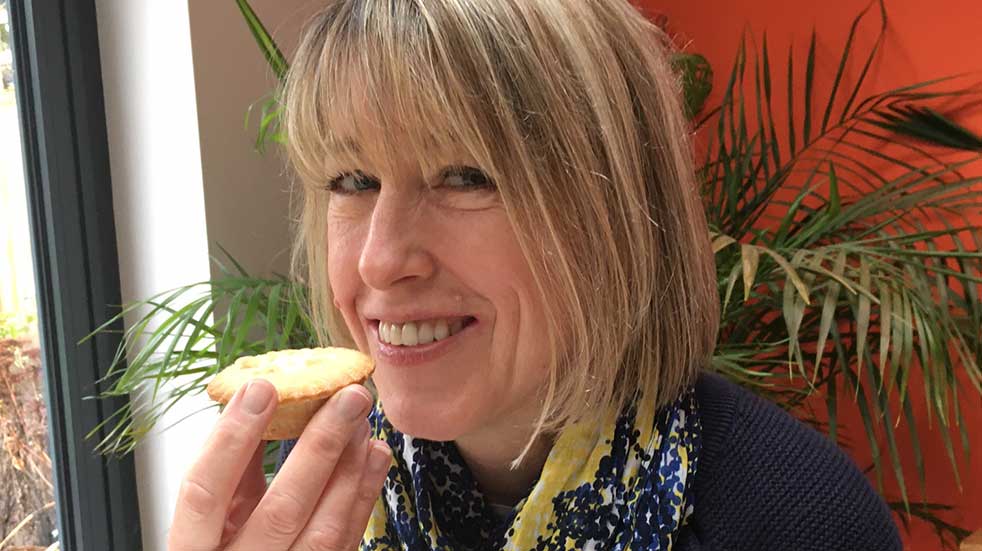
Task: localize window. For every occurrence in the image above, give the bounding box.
[3,0,142,548]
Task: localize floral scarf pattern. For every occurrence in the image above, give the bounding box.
[360,388,701,551]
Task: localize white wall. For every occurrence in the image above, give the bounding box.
[95,1,316,549]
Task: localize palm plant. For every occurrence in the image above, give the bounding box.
[83,0,981,546]
[83,247,316,457]
[700,2,981,545]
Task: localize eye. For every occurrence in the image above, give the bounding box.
[441,166,496,190]
[325,170,380,194]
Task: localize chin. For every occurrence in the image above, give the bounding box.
[376,390,475,442]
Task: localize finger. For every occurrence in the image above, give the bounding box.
[168,379,277,550]
[291,420,371,551]
[342,441,392,550]
[229,385,373,550]
[220,441,267,546]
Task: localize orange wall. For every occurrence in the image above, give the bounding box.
[638,0,982,549]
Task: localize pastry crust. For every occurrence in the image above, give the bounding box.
[206,347,374,440]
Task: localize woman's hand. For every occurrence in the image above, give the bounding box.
[167,379,391,551]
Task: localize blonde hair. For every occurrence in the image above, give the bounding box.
[284,0,719,455]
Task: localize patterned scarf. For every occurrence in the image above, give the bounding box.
[361,388,701,551]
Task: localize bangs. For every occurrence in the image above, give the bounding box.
[284,0,505,185]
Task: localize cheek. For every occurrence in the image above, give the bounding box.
[514,279,552,387]
[479,236,552,392]
[326,219,365,335]
[504,238,559,392]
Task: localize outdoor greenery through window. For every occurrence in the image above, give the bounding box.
[0,0,59,548]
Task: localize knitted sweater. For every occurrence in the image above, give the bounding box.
[678,371,901,550]
[277,370,902,550]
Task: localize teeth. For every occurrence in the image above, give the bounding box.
[379,318,466,346]
[434,320,449,341]
[401,322,418,346]
[417,322,434,345]
[389,323,402,345]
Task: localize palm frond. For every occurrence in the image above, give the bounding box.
[82,251,317,456]
[887,500,973,551]
[237,0,289,151]
[704,0,982,515]
[235,0,288,81]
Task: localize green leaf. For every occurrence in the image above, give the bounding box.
[219,287,247,367]
[231,286,266,356]
[869,105,982,151]
[281,291,301,349]
[820,1,860,133]
[938,353,964,492]
[855,257,872,389]
[214,242,251,278]
[803,30,816,145]
[265,283,283,351]
[837,0,887,123]
[672,52,714,119]
[889,286,908,394]
[839,324,883,492]
[877,277,892,392]
[782,265,807,376]
[152,296,212,398]
[772,178,819,247]
[235,0,289,81]
[761,33,782,168]
[814,251,846,370]
[862,346,908,511]
[801,249,857,294]
[900,385,927,501]
[174,299,218,374]
[760,248,811,304]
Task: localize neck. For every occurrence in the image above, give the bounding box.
[454,413,555,507]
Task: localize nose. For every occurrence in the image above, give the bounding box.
[357,189,436,290]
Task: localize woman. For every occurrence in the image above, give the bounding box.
[168,1,901,549]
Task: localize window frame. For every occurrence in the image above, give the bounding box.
[8,0,142,549]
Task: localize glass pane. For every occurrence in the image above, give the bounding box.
[0,1,58,549]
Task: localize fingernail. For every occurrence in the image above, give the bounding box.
[336,387,371,421]
[241,380,273,415]
[367,443,391,473]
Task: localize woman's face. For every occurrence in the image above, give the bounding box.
[325,138,551,441]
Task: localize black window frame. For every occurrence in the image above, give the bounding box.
[9,0,142,549]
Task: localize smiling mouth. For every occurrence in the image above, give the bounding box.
[375,317,476,347]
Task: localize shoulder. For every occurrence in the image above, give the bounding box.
[681,371,901,551]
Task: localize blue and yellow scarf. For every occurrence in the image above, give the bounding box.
[362,388,701,550]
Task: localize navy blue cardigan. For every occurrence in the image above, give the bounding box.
[677,371,901,550]
[278,371,902,550]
